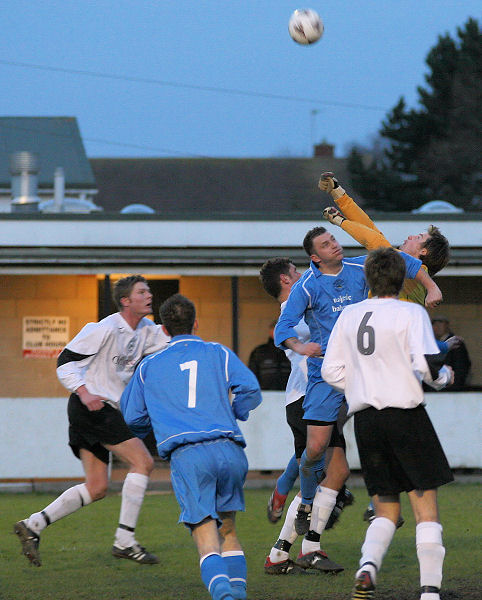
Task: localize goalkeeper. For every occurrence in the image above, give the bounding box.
[319,174,461,350]
[319,172,449,309]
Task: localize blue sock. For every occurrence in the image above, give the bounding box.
[276,453,299,495]
[200,553,233,600]
[314,455,326,483]
[299,449,320,505]
[222,551,247,600]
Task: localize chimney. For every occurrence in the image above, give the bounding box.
[53,167,65,212]
[10,151,41,213]
[313,142,334,158]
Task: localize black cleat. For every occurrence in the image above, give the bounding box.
[264,555,304,575]
[352,570,375,599]
[363,506,405,529]
[294,502,312,535]
[326,486,354,530]
[295,549,344,573]
[14,520,41,566]
[112,543,159,564]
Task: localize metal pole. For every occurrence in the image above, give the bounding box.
[103,274,111,318]
[231,276,239,355]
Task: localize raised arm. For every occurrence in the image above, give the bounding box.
[319,173,384,234]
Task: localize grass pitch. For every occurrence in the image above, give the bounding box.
[0,484,480,600]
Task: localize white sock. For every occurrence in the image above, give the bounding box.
[301,537,320,555]
[311,486,338,535]
[269,496,299,563]
[356,517,396,583]
[115,472,148,548]
[269,547,289,563]
[278,496,299,544]
[417,521,444,597]
[27,483,92,534]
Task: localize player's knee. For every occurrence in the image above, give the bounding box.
[88,483,108,501]
[306,441,325,461]
[132,452,154,474]
[143,453,155,474]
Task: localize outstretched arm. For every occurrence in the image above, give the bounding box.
[319,173,391,250]
[319,173,382,232]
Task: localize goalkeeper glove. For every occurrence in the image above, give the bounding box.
[323,206,345,227]
[318,172,345,199]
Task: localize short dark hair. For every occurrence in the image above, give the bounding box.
[303,226,327,256]
[159,293,196,337]
[422,225,450,276]
[259,257,293,299]
[113,275,147,311]
[364,248,406,297]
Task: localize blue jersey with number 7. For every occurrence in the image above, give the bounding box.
[120,335,262,459]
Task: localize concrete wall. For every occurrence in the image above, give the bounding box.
[1,392,480,480]
[239,392,482,471]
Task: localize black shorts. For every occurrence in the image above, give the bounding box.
[286,397,307,458]
[67,393,135,464]
[354,404,454,497]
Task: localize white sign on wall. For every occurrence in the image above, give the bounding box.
[22,317,69,358]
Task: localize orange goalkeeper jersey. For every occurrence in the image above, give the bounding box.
[334,192,427,305]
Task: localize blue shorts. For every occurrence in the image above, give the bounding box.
[169,438,248,527]
[303,378,344,423]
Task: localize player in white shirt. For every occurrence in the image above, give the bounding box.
[14,275,169,567]
[322,248,454,600]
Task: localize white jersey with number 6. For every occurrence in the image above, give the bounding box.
[321,297,452,415]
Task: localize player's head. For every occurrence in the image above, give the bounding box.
[399,225,449,275]
[364,247,406,297]
[259,257,300,299]
[159,293,196,337]
[303,226,343,267]
[113,275,151,312]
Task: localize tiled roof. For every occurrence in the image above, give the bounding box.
[90,156,360,215]
[0,117,96,189]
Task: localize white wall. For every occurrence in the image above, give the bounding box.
[0,398,84,479]
[0,393,480,479]
[239,392,481,470]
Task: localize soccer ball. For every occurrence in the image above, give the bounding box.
[288,8,324,45]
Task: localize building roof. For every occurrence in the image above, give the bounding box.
[0,117,96,189]
[90,156,358,215]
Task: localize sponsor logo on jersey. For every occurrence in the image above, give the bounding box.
[112,355,138,370]
[332,293,352,313]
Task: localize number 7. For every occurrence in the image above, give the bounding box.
[180,360,198,407]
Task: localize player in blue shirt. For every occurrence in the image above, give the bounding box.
[274,225,423,544]
[121,294,262,600]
